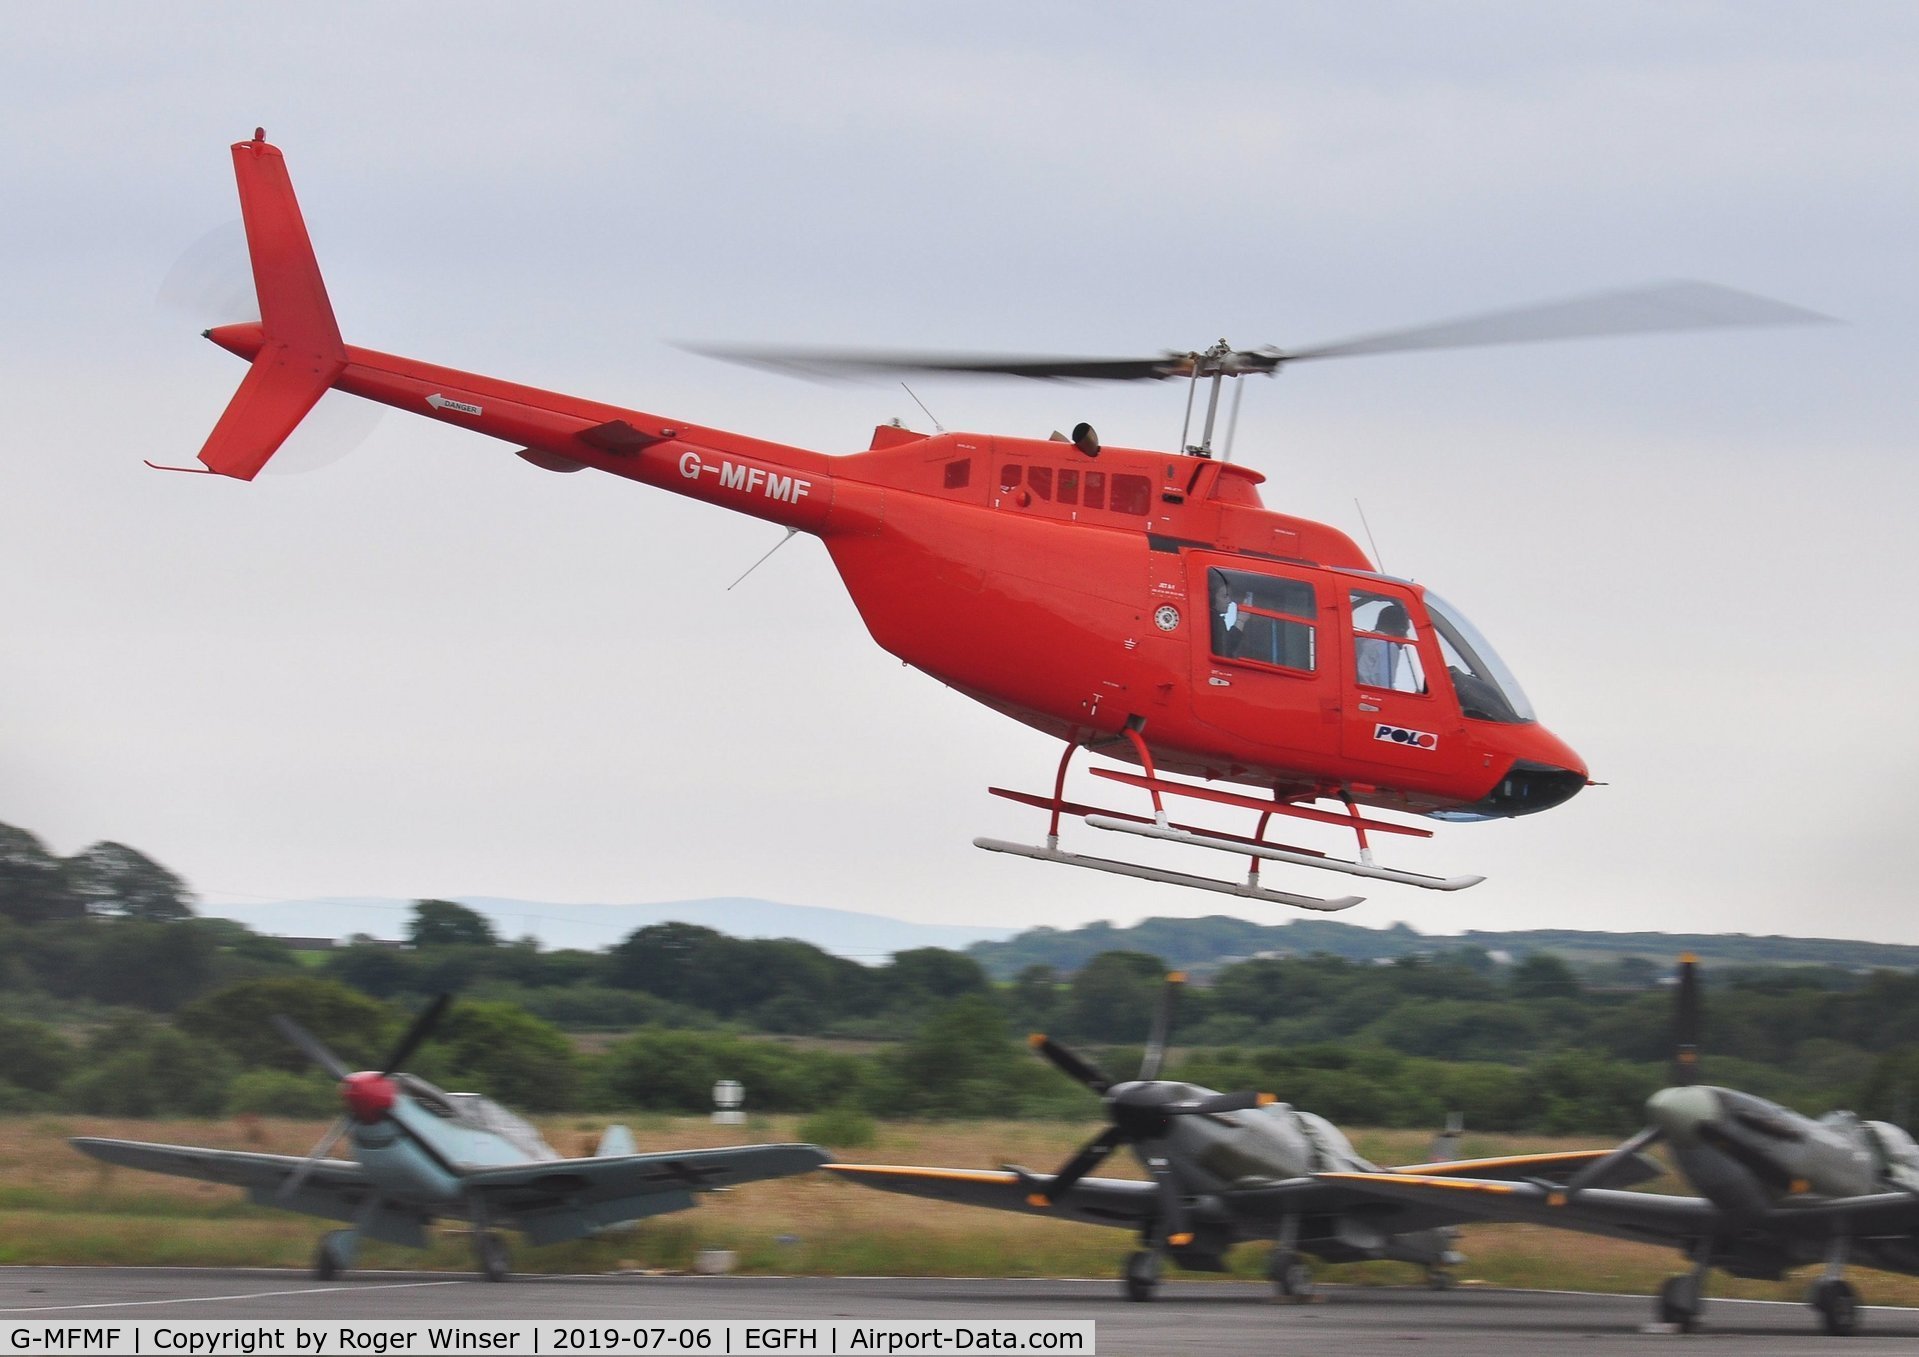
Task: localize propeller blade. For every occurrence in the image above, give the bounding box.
[1036,1126,1125,1206]
[1283,281,1831,363]
[277,1116,350,1201]
[382,993,452,1075]
[1137,972,1184,1081]
[1029,1033,1113,1094]
[1561,1124,1664,1195]
[1673,955,1704,1090]
[272,1014,352,1081]
[1141,1153,1192,1249]
[1164,1089,1273,1117]
[1673,954,1702,1087]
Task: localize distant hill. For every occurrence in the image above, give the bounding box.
[965,915,1919,979]
[201,895,1015,960]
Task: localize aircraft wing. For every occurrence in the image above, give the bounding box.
[467,1143,830,1246]
[826,1164,1159,1228]
[1388,1148,1664,1188]
[70,1136,372,1224]
[1314,1171,1725,1246]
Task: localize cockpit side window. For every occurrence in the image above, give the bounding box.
[1209,567,1316,672]
[1350,589,1428,695]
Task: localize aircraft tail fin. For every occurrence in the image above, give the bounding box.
[193,131,347,480]
[595,1124,636,1158]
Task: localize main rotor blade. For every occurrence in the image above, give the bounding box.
[1040,1126,1126,1205]
[1673,954,1702,1087]
[277,1116,350,1201]
[272,1014,352,1081]
[382,993,452,1075]
[1138,973,1184,1081]
[1561,1124,1664,1195]
[1030,1034,1113,1094]
[685,343,1184,383]
[1283,281,1832,363]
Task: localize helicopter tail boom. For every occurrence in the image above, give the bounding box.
[182,134,839,533]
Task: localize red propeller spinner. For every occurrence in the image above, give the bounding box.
[341,1070,398,1124]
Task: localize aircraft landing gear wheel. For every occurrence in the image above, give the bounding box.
[314,1231,350,1282]
[1425,1267,1456,1291]
[1657,1274,1701,1333]
[1269,1252,1316,1303]
[1810,1278,1860,1336]
[476,1232,511,1283]
[1122,1249,1161,1302]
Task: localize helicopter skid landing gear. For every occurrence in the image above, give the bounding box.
[974,836,1362,911]
[982,737,1480,912]
[1122,1249,1162,1302]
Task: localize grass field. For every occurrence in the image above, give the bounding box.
[8,1113,1918,1311]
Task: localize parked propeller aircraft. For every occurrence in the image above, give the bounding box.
[1317,957,1919,1336]
[828,974,1657,1300]
[71,996,828,1280]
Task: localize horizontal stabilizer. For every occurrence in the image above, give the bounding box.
[198,341,345,479]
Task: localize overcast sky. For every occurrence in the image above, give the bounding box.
[4,3,1917,944]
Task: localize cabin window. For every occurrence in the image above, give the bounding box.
[999,463,1022,491]
[1027,466,1053,500]
[1209,567,1316,672]
[944,459,972,489]
[1083,470,1106,510]
[1111,473,1151,515]
[1058,468,1080,505]
[1350,589,1428,694]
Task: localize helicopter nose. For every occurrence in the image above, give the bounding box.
[1475,758,1588,816]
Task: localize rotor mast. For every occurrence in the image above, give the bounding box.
[1177,340,1262,461]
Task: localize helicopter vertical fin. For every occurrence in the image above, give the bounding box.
[194,132,347,480]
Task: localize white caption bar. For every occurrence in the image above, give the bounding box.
[2,1321,1095,1355]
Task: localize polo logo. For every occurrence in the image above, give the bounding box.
[1374,723,1438,751]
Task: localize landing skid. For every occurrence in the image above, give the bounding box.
[979,729,1482,911]
[1084,816,1484,891]
[973,838,1363,912]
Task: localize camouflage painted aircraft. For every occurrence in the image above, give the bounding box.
[72,997,827,1280]
[1318,957,1919,1336]
[829,973,1656,1300]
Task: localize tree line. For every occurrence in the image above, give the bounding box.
[7,819,1919,1134]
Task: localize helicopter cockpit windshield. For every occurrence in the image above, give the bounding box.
[1420,591,1536,725]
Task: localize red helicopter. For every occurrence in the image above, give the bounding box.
[163,133,1823,911]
